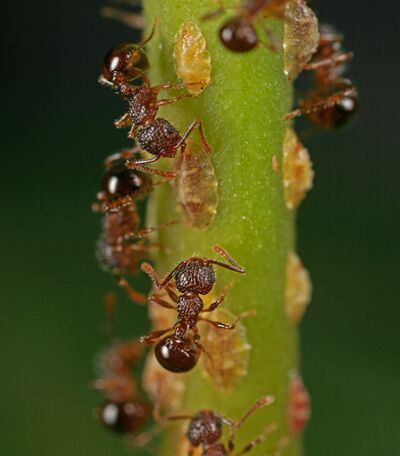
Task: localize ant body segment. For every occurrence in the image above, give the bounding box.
[284,23,359,129]
[139,246,247,373]
[99,21,156,87]
[95,339,151,440]
[94,153,177,304]
[156,395,276,455]
[203,0,289,53]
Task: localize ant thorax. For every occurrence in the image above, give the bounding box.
[177,293,204,328]
[125,84,158,126]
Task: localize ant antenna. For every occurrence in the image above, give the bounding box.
[210,245,245,273]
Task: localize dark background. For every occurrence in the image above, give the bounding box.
[1,0,399,454]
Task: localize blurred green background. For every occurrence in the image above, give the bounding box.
[1,0,399,454]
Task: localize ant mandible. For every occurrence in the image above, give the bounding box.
[203,0,289,52]
[284,23,359,129]
[139,246,246,373]
[156,395,276,455]
[94,339,151,441]
[94,152,177,304]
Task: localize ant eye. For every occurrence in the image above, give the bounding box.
[99,400,148,434]
[102,43,149,83]
[219,17,258,52]
[155,335,200,373]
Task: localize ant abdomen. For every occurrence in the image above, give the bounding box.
[102,43,149,85]
[99,399,149,434]
[155,334,201,373]
[102,164,152,200]
[219,17,258,53]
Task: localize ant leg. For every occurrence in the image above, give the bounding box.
[148,294,176,311]
[175,118,213,154]
[103,291,117,340]
[139,325,176,344]
[201,293,225,313]
[302,52,353,70]
[208,245,245,273]
[141,260,189,289]
[126,156,176,179]
[165,283,179,302]
[283,85,357,121]
[100,6,145,29]
[104,146,141,167]
[201,0,226,21]
[233,423,277,455]
[123,220,180,241]
[102,195,134,213]
[200,310,256,330]
[116,276,147,304]
[114,112,132,129]
[227,397,275,452]
[156,93,196,108]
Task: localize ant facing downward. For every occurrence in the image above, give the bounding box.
[94,153,177,304]
[203,0,289,52]
[95,339,151,442]
[284,23,359,129]
[100,23,212,179]
[155,395,276,455]
[139,246,248,373]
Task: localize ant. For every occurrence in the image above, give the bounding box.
[113,78,212,179]
[94,152,177,304]
[203,0,289,53]
[284,23,359,129]
[94,339,152,442]
[155,395,276,455]
[139,246,247,373]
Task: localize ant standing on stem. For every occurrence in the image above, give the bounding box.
[93,154,177,304]
[139,246,250,373]
[100,22,212,179]
[284,23,359,129]
[155,394,277,455]
[94,339,152,443]
[203,0,289,52]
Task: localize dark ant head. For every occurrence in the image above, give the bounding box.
[102,43,149,85]
[174,258,216,295]
[155,334,201,373]
[219,17,258,52]
[102,161,152,201]
[307,82,359,130]
[187,411,223,447]
[98,400,148,434]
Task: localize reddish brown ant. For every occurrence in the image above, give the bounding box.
[203,0,289,52]
[111,78,212,179]
[138,246,248,373]
[155,395,276,455]
[94,339,152,442]
[284,23,359,129]
[94,152,177,304]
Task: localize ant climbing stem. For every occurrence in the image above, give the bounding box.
[138,246,249,373]
[152,391,276,455]
[284,23,359,129]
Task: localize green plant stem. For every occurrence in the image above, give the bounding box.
[144,1,299,454]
